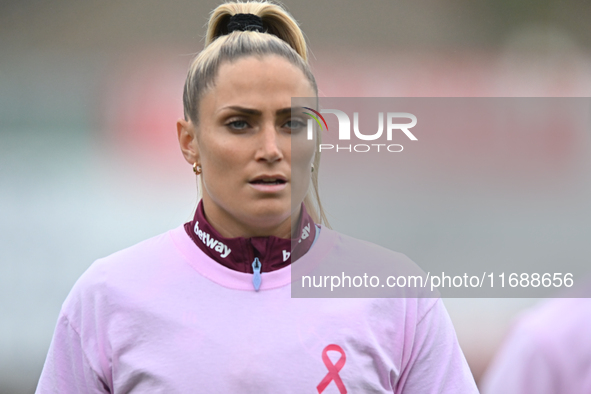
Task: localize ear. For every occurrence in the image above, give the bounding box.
[177,118,200,165]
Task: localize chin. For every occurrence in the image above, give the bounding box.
[246,199,291,224]
[252,199,290,216]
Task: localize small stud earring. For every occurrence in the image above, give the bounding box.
[311,164,315,172]
[193,163,202,174]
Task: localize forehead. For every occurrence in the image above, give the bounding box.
[203,55,315,113]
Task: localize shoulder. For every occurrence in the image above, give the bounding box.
[317,225,427,270]
[78,227,179,285]
[298,226,435,299]
[60,226,191,323]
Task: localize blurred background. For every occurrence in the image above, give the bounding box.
[1,0,591,392]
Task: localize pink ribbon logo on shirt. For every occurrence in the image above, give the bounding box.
[317,344,347,394]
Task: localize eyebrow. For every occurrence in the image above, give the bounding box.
[221,106,298,116]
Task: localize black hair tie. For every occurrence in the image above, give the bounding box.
[227,13,265,33]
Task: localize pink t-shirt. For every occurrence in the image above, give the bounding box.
[480,297,591,394]
[36,225,477,393]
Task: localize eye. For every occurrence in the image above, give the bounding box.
[226,119,250,131]
[283,119,306,132]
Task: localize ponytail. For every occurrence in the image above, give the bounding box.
[206,1,307,61]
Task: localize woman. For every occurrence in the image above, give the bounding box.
[36,2,478,392]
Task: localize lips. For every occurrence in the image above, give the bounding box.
[249,175,287,185]
[248,174,288,192]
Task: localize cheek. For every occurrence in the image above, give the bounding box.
[199,136,248,196]
[201,134,243,169]
[291,134,316,169]
[290,137,315,198]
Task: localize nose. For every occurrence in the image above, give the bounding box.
[255,122,283,163]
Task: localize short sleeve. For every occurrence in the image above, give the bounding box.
[396,299,479,393]
[36,313,110,394]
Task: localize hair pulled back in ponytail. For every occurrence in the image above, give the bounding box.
[182,1,329,227]
[205,2,308,61]
[183,1,315,125]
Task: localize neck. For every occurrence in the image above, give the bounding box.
[183,200,317,274]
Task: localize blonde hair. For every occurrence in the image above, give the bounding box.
[182,0,329,227]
